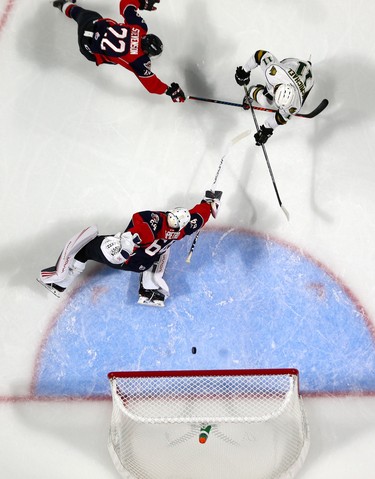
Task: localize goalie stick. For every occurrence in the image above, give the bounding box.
[186,130,251,264]
[244,86,290,221]
[188,95,329,119]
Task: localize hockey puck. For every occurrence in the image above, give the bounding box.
[191,347,197,354]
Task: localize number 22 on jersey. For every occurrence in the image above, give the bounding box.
[100,27,128,54]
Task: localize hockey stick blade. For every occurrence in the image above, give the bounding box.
[281,204,290,222]
[297,98,329,118]
[231,129,251,144]
[188,95,328,119]
[186,231,200,263]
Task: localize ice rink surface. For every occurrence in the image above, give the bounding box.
[1,0,375,477]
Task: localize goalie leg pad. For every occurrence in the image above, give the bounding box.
[39,260,86,294]
[141,250,170,297]
[138,250,170,307]
[40,225,98,285]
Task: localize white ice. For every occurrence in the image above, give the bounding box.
[1,0,375,477]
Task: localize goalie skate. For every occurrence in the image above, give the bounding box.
[36,277,62,298]
[138,287,165,308]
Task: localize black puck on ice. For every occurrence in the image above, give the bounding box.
[191,347,197,354]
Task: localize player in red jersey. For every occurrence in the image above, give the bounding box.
[52,0,186,102]
[38,191,222,306]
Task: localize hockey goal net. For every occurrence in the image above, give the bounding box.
[107,369,309,479]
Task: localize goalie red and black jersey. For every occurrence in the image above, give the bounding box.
[122,202,211,271]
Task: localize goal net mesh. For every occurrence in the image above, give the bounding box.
[108,369,309,479]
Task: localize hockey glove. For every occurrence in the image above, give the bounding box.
[254,125,273,146]
[235,66,251,86]
[120,232,141,260]
[166,83,186,103]
[139,0,160,11]
[204,190,223,218]
[52,0,76,11]
[101,234,124,265]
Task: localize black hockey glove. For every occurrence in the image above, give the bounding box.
[254,125,273,146]
[203,190,223,218]
[139,0,160,11]
[235,66,250,86]
[166,83,186,103]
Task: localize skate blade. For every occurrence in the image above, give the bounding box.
[137,296,165,308]
[36,278,61,298]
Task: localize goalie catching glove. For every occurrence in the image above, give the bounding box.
[101,232,141,265]
[120,232,141,259]
[203,190,223,218]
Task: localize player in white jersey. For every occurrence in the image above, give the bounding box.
[235,50,314,145]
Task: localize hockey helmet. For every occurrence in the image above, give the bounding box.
[167,208,191,231]
[274,83,296,109]
[141,34,163,57]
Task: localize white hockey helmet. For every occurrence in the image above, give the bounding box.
[274,83,296,109]
[167,208,191,231]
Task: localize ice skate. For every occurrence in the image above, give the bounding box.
[36,277,64,298]
[38,260,86,296]
[138,284,165,307]
[52,0,76,12]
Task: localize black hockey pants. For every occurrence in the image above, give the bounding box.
[69,5,102,62]
[74,236,157,273]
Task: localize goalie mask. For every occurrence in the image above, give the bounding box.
[141,34,163,57]
[274,83,296,109]
[167,208,191,231]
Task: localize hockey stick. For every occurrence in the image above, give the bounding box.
[186,130,251,264]
[188,95,329,119]
[244,87,290,221]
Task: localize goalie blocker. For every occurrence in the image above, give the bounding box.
[204,190,222,218]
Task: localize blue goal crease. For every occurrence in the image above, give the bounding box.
[34,231,375,397]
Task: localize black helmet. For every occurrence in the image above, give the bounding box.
[141,34,163,57]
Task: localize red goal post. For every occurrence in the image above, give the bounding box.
[107,368,309,479]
